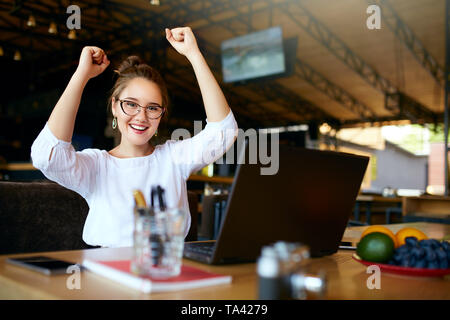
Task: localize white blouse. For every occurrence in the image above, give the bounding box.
[31,111,238,248]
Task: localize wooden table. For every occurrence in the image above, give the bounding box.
[0,223,449,300]
[354,195,403,225]
[188,174,234,185]
[402,196,450,224]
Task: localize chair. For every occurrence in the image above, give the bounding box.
[0,181,199,254]
[0,181,91,254]
[385,207,403,224]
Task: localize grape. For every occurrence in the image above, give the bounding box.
[400,253,413,267]
[389,239,450,269]
[411,247,425,259]
[405,237,418,247]
[424,247,437,262]
[393,253,403,264]
[419,239,433,248]
[429,239,441,249]
[409,256,416,267]
[414,259,427,269]
[436,249,446,261]
[397,244,409,253]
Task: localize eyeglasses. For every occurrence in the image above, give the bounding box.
[118,99,165,119]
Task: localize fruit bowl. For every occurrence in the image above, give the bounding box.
[352,254,450,277]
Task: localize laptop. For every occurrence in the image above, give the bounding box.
[184,140,369,264]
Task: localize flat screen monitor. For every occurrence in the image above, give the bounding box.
[221,26,286,83]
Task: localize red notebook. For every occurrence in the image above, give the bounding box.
[82,259,232,293]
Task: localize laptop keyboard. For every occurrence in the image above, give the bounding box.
[184,241,216,256]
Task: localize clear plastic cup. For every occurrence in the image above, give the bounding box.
[131,207,187,278]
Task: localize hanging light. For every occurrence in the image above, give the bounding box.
[48,21,57,34]
[150,0,160,5]
[0,46,4,56]
[27,15,36,27]
[68,29,76,40]
[14,50,21,61]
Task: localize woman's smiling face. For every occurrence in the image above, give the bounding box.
[112,77,163,147]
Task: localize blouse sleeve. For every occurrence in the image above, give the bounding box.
[167,110,239,180]
[30,122,98,199]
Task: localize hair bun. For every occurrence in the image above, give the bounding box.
[116,56,144,75]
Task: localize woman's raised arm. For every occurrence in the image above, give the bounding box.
[165,27,230,122]
[48,46,109,142]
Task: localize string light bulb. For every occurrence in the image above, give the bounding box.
[27,15,36,27]
[48,21,57,34]
[14,50,21,61]
[150,0,160,5]
[68,29,76,40]
[0,46,4,56]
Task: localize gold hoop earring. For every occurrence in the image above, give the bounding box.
[112,117,117,130]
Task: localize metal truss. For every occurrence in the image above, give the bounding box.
[1,0,439,125]
[385,92,437,124]
[295,59,377,121]
[281,1,438,123]
[167,0,379,122]
[167,0,341,123]
[369,0,445,87]
[278,2,395,95]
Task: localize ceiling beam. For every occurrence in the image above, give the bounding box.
[160,0,439,124]
[369,0,444,87]
[282,1,438,123]
[295,59,377,121]
[170,0,338,123]
[281,2,395,94]
[177,0,377,122]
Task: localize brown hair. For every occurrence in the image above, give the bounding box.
[108,56,169,121]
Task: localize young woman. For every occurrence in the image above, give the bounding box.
[31,27,238,248]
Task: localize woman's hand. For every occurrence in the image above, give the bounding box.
[165,27,201,60]
[75,46,110,81]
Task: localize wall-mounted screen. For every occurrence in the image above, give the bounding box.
[221,26,286,83]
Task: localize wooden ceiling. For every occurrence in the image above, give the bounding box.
[0,0,446,130]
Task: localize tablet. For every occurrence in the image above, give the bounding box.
[6,256,82,275]
[338,241,357,250]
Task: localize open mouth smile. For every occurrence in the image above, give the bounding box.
[129,124,149,134]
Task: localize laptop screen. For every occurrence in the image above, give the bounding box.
[211,140,369,263]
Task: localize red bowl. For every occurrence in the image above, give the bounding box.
[352,254,450,277]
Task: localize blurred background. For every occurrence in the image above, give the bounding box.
[0,0,448,201]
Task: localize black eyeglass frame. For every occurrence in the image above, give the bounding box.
[118,99,165,119]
